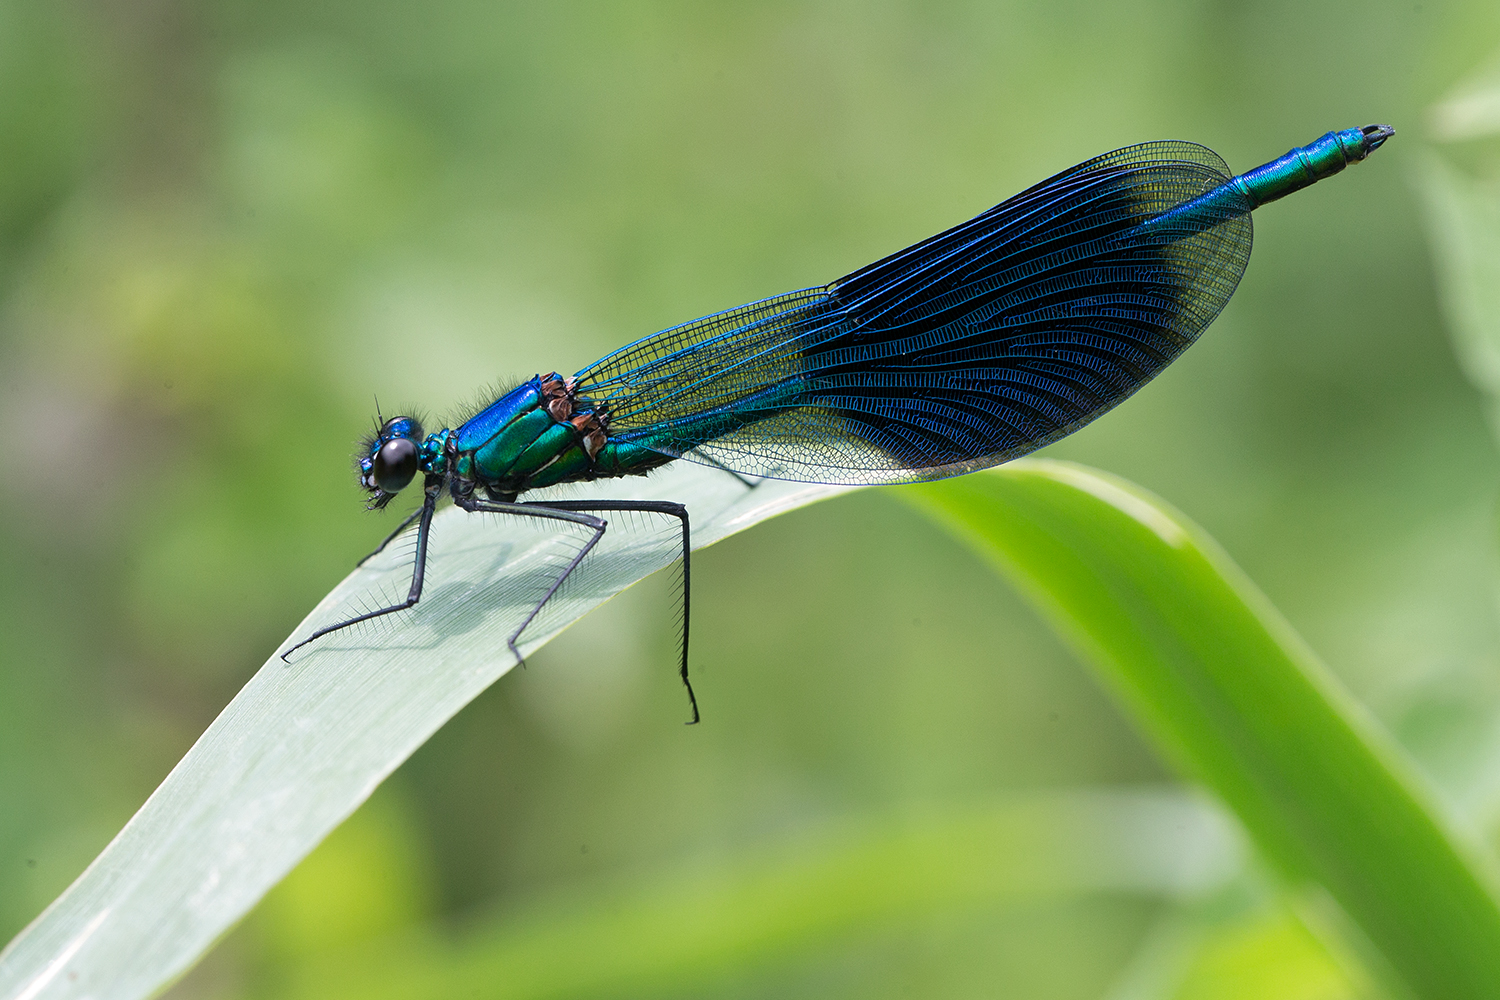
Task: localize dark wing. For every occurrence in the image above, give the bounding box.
[574,141,1253,485]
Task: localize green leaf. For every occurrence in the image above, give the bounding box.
[0,464,852,1000]
[899,460,1500,1000]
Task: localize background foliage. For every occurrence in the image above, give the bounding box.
[3,1,1499,997]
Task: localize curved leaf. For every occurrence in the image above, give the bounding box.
[900,460,1500,1000]
[0,464,851,1000]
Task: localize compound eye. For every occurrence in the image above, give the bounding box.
[373,437,419,493]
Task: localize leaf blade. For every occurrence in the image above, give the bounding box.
[900,460,1500,1000]
[0,464,852,1000]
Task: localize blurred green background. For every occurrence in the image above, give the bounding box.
[3,1,1500,997]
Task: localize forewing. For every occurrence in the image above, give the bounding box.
[575,141,1253,484]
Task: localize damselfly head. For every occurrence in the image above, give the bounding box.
[359,415,425,508]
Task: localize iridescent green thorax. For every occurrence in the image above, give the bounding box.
[419,429,452,479]
[407,372,668,501]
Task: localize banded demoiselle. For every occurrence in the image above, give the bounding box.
[285,124,1395,723]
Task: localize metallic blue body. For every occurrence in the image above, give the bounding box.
[1138,126,1389,239]
[363,124,1393,506]
[304,124,1393,723]
[1232,126,1381,207]
[390,374,654,502]
[452,380,543,452]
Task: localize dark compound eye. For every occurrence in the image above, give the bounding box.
[373,437,419,493]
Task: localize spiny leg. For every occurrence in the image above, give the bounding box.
[455,497,609,672]
[359,505,425,566]
[283,487,439,660]
[529,500,697,725]
[285,490,698,724]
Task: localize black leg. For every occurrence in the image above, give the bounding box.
[690,451,760,490]
[284,490,702,726]
[285,490,609,663]
[530,500,698,725]
[282,488,439,661]
[455,496,610,671]
[359,505,425,566]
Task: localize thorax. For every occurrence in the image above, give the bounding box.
[422,374,618,499]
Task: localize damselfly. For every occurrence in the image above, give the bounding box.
[284,124,1395,723]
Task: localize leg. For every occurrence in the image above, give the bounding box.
[690,450,760,490]
[283,489,439,660]
[529,500,698,725]
[456,496,610,670]
[284,491,608,664]
[358,505,424,566]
